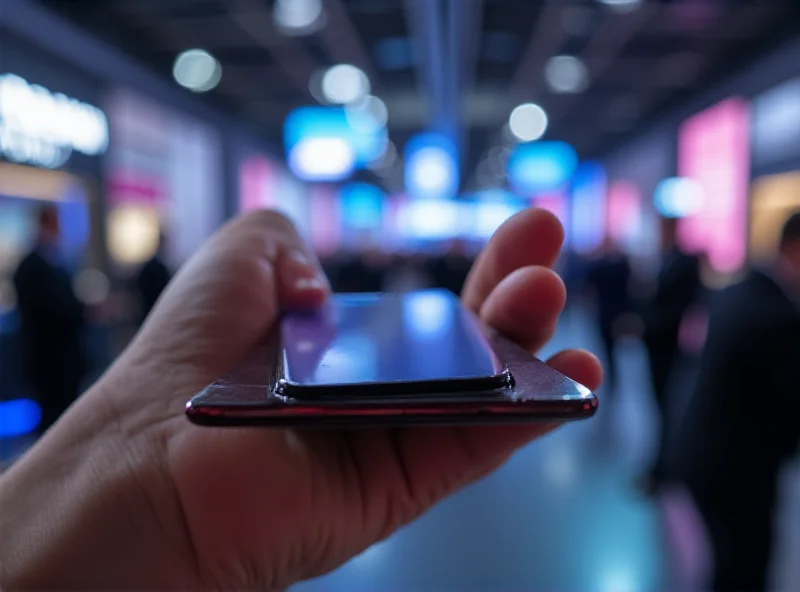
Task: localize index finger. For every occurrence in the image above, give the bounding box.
[460,208,564,313]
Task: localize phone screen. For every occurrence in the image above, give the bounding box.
[279,290,509,397]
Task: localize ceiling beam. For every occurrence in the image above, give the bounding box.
[466,0,566,189]
[319,0,381,88]
[450,0,483,171]
[228,0,318,95]
[546,3,660,126]
[404,0,447,137]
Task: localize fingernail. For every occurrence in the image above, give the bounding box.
[295,277,326,291]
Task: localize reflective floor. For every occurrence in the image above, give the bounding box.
[3,307,800,590]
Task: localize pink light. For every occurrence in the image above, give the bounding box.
[383,193,407,247]
[310,185,341,255]
[677,98,749,272]
[607,181,642,248]
[108,171,165,205]
[240,156,278,212]
[534,192,568,242]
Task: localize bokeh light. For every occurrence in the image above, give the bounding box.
[321,64,371,105]
[507,141,578,194]
[107,203,161,265]
[172,49,222,92]
[545,55,589,94]
[404,133,459,200]
[273,0,326,35]
[0,398,41,438]
[508,103,548,142]
[288,137,356,181]
[654,177,705,218]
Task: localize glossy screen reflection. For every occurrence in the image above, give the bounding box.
[280,291,506,390]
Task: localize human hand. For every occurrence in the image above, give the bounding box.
[0,209,601,590]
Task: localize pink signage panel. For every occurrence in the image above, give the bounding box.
[677,98,749,272]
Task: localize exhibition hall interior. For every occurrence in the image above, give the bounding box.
[3,0,800,589]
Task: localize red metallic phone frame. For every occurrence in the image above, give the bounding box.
[185,315,598,428]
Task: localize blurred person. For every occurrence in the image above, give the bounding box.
[640,216,700,491]
[0,208,602,589]
[562,249,588,313]
[135,231,172,323]
[584,238,632,399]
[673,212,800,592]
[12,205,86,435]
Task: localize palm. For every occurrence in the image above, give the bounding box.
[92,210,600,589]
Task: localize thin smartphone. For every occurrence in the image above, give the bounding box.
[186,290,597,427]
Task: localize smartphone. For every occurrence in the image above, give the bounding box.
[186,290,597,427]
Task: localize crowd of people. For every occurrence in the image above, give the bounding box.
[4,204,800,590]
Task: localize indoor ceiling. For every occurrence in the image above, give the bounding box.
[38,0,800,191]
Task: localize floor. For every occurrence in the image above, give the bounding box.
[293,307,670,591]
[4,306,800,590]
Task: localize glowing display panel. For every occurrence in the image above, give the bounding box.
[677,98,749,272]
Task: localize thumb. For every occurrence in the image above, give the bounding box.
[104,211,329,416]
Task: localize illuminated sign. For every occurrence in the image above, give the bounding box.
[570,161,607,254]
[607,180,642,251]
[508,141,578,195]
[283,106,386,181]
[340,182,384,230]
[404,133,459,200]
[678,98,749,272]
[0,74,109,169]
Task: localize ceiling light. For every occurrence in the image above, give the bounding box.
[173,49,222,92]
[597,0,643,14]
[545,55,589,94]
[508,103,548,142]
[321,64,370,105]
[346,95,388,133]
[273,0,326,35]
[654,177,705,219]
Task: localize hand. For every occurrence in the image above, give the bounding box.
[0,209,602,590]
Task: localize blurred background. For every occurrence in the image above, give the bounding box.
[3,0,800,589]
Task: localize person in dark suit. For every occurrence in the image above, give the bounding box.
[135,232,172,323]
[673,212,800,591]
[641,216,700,489]
[584,239,632,399]
[12,205,86,435]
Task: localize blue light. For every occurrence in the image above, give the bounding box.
[467,188,526,238]
[0,398,41,438]
[571,161,607,254]
[283,106,387,180]
[404,133,459,200]
[507,141,578,194]
[340,183,384,230]
[654,177,704,219]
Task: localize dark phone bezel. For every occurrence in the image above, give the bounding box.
[277,291,512,400]
[275,353,515,399]
[185,300,598,428]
